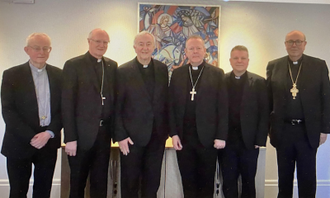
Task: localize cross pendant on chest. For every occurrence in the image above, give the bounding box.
[101,95,106,105]
[190,87,197,101]
[290,83,299,99]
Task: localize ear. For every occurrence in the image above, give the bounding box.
[24,46,29,54]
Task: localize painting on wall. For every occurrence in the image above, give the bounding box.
[138,3,221,74]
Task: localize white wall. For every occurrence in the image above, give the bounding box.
[0,0,330,197]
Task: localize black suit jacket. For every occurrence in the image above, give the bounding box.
[114,58,169,146]
[1,62,62,159]
[169,63,228,148]
[62,52,117,150]
[226,71,269,149]
[266,54,330,148]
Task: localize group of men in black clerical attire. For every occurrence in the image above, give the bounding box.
[1,29,329,198]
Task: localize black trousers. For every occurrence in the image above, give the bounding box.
[177,138,217,198]
[7,147,57,198]
[219,139,259,198]
[120,132,166,198]
[68,126,111,198]
[276,123,317,198]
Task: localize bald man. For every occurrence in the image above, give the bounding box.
[62,28,118,198]
[267,30,330,198]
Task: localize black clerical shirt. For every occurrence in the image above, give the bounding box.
[183,62,205,145]
[227,71,247,143]
[135,57,155,101]
[87,52,108,119]
[285,56,304,120]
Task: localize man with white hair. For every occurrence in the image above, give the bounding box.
[1,32,62,198]
[62,28,117,198]
[114,31,169,198]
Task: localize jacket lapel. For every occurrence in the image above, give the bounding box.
[195,64,209,101]
[22,63,39,121]
[103,59,114,100]
[278,57,289,96]
[241,71,252,107]
[297,55,308,95]
[152,60,162,103]
[178,65,189,118]
[131,61,151,102]
[84,53,101,93]
[297,55,312,103]
[46,65,59,116]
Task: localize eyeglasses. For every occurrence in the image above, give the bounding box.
[28,46,51,53]
[89,39,109,45]
[285,40,305,46]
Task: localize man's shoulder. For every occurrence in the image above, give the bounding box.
[204,62,224,74]
[246,71,265,81]
[64,53,87,66]
[68,54,86,62]
[47,64,62,72]
[172,64,188,76]
[152,59,167,67]
[103,56,118,67]
[303,54,325,64]
[4,62,29,75]
[118,59,135,71]
[268,56,287,65]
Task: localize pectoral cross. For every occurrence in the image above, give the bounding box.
[190,87,197,101]
[290,84,299,99]
[101,95,106,105]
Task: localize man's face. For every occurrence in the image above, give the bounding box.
[88,30,110,59]
[24,35,51,67]
[230,50,249,75]
[133,34,155,61]
[285,31,306,61]
[185,38,206,66]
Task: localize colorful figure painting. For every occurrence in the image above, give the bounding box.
[139,3,221,74]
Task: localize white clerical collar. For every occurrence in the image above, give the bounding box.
[192,66,198,70]
[235,76,241,79]
[97,58,102,63]
[29,62,46,72]
[293,61,298,65]
[143,65,148,68]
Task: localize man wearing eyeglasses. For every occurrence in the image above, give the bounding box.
[1,33,62,198]
[267,30,330,198]
[62,28,117,198]
[114,31,169,198]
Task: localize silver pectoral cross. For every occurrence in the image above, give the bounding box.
[190,87,197,101]
[290,84,299,99]
[101,95,106,105]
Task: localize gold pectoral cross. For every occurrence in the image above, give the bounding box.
[290,84,299,99]
[190,87,197,101]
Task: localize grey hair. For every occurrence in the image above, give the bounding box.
[26,33,51,46]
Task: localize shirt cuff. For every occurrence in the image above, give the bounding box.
[46,130,55,138]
